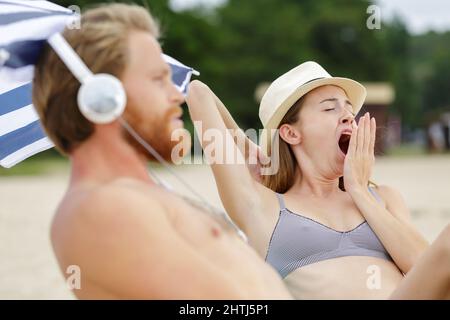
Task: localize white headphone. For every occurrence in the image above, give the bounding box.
[77,74,126,124]
[48,33,126,124]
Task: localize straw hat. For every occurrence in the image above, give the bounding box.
[259,61,366,156]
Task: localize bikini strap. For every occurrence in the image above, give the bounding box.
[275,193,287,211]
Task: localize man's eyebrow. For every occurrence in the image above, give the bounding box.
[151,66,171,76]
[161,67,171,75]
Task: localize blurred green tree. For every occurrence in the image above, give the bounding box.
[52,0,450,134]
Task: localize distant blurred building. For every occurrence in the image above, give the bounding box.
[254,82,270,103]
[359,83,395,155]
[255,81,395,155]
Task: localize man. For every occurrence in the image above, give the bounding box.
[32,3,291,299]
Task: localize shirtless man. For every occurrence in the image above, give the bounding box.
[32,3,291,299]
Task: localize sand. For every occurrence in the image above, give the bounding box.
[0,155,449,299]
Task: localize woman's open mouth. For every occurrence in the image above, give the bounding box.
[338,133,351,155]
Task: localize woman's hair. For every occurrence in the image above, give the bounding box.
[261,97,305,193]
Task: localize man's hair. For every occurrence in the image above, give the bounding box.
[32,3,160,154]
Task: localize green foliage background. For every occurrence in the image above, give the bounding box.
[50,0,450,132]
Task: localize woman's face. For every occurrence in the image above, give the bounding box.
[281,85,355,175]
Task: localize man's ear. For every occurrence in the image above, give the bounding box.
[279,123,302,146]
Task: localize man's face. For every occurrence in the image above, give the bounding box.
[121,31,188,161]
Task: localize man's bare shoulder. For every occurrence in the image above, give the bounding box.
[51,178,174,264]
[58,178,164,221]
[78,178,166,218]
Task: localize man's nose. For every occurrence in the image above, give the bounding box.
[170,83,185,104]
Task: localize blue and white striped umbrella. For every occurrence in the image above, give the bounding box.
[0,0,198,168]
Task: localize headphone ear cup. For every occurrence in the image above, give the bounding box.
[77,74,126,124]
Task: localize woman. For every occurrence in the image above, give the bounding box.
[186,61,450,299]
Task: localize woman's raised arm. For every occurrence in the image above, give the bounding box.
[186,80,274,233]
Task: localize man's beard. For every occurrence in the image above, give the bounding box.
[122,107,184,162]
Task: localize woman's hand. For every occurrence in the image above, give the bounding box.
[343,112,376,195]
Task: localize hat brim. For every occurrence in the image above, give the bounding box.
[260,77,366,157]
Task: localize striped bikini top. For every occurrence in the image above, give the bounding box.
[265,188,393,278]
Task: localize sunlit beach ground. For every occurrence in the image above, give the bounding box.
[1,153,449,299]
